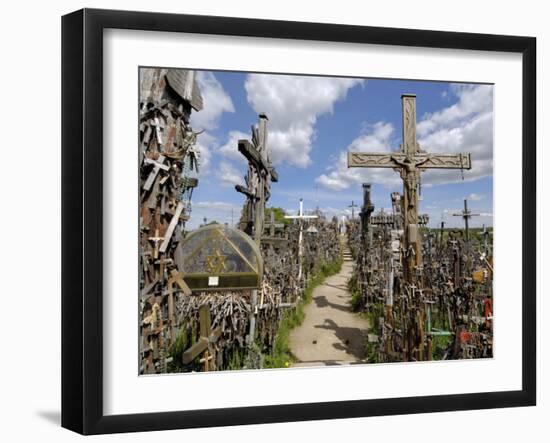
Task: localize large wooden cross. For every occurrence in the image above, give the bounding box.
[348,94,472,283]
[235,113,278,245]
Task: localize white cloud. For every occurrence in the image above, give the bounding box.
[417,84,493,136]
[315,84,493,191]
[193,132,215,172]
[318,206,352,218]
[467,193,485,201]
[245,74,363,168]
[218,130,250,163]
[418,85,493,185]
[188,72,235,175]
[315,122,399,191]
[190,71,234,131]
[217,161,244,188]
[439,206,493,228]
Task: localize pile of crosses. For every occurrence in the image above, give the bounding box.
[347,94,493,362]
[139,68,204,374]
[165,113,341,373]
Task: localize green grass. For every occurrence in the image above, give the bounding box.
[167,258,343,372]
[167,320,198,372]
[362,302,385,363]
[347,272,364,312]
[428,308,455,360]
[431,334,454,360]
[263,258,343,369]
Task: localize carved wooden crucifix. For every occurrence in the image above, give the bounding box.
[235,113,278,245]
[348,94,472,283]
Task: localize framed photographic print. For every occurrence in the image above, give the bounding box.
[61,8,536,435]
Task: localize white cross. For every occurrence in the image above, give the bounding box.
[284,199,318,281]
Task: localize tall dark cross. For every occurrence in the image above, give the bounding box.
[347,94,472,283]
[235,113,278,245]
[453,198,480,243]
[348,200,359,219]
[360,183,375,247]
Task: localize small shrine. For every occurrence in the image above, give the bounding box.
[175,224,263,291]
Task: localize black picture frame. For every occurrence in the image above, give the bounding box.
[62,8,536,435]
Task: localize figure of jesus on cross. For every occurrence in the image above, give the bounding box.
[348,94,472,283]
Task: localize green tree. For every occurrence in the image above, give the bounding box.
[265,207,291,226]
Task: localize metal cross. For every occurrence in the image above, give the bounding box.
[453,198,480,243]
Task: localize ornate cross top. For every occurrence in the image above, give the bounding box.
[347,94,473,283]
[348,95,471,173]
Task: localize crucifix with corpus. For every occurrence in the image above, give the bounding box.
[235,113,278,245]
[348,94,472,283]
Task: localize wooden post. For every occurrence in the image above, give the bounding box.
[182,304,221,371]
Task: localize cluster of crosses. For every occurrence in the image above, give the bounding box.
[179,111,339,372]
[347,95,492,362]
[139,68,491,372]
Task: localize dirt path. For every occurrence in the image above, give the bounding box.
[289,241,370,367]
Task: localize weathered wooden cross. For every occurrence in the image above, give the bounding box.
[261,210,287,246]
[182,304,221,371]
[235,113,278,345]
[348,94,472,283]
[143,154,169,191]
[235,113,278,245]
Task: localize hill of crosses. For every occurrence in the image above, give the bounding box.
[138,68,493,374]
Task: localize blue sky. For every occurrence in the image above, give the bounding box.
[187,71,493,229]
